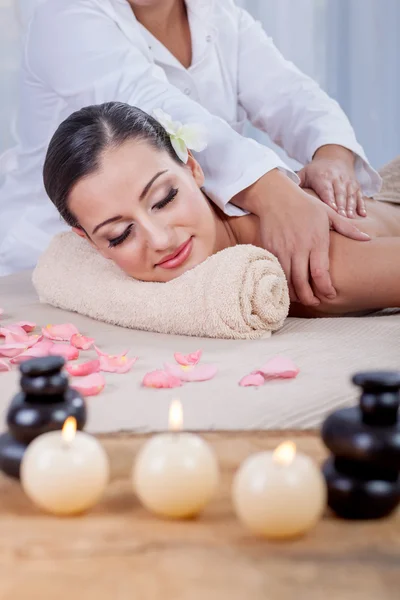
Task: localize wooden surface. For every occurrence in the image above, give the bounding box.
[0,431,398,600]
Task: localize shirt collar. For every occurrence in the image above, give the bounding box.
[133,0,216,70]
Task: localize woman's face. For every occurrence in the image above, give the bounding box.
[68,140,218,282]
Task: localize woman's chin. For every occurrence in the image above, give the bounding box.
[115,243,212,283]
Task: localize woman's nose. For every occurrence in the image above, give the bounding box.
[144,220,176,253]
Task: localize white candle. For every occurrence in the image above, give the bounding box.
[232,441,327,539]
[21,417,109,516]
[132,399,220,519]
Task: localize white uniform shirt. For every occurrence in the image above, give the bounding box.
[0,0,381,275]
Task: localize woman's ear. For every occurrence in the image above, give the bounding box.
[186,151,205,188]
[72,226,87,240]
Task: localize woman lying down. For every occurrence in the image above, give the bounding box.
[43,102,400,318]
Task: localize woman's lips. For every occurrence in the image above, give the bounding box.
[156,238,193,270]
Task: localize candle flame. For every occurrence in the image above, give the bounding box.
[169,399,183,432]
[273,441,296,466]
[62,416,77,444]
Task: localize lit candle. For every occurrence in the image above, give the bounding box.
[133,399,220,519]
[21,417,109,516]
[232,441,327,539]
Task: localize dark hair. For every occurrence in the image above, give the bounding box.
[43,102,183,228]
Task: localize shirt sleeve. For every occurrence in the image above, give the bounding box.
[26,0,299,217]
[236,7,382,196]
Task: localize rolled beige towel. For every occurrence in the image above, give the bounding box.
[32,232,289,340]
[374,155,400,204]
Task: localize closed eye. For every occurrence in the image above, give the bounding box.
[153,187,178,210]
[107,188,178,248]
[108,224,133,248]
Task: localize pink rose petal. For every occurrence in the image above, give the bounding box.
[165,362,217,382]
[49,344,79,361]
[26,334,43,348]
[0,344,27,358]
[239,372,265,387]
[10,339,55,364]
[16,321,36,333]
[42,323,80,342]
[99,355,137,374]
[258,356,299,380]
[174,350,203,366]
[142,370,182,389]
[70,333,95,350]
[93,346,135,373]
[0,359,11,372]
[0,325,29,344]
[1,332,26,345]
[71,373,106,397]
[65,359,101,377]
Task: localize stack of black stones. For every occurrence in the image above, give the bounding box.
[322,371,400,519]
[0,356,86,479]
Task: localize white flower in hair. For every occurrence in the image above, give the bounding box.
[153,108,208,164]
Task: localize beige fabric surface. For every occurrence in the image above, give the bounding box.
[374,155,400,203]
[33,240,289,340]
[1,271,399,434]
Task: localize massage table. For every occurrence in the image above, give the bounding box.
[1,270,399,434]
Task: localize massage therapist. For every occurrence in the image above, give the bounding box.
[0,0,380,306]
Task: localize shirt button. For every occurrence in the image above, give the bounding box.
[206,34,212,42]
[184,88,191,95]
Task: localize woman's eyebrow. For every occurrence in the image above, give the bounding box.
[139,169,168,200]
[92,216,122,235]
[92,170,169,235]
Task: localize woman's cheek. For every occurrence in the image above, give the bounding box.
[113,242,146,278]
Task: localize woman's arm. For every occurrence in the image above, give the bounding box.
[235,6,381,198]
[292,232,400,316]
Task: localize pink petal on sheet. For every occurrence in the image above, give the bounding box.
[0,359,11,372]
[94,346,134,372]
[10,339,55,364]
[16,321,36,333]
[174,350,203,366]
[0,344,27,358]
[239,372,265,387]
[42,323,80,342]
[70,333,95,350]
[65,359,100,377]
[258,356,299,380]
[26,334,43,348]
[71,373,106,397]
[142,370,182,389]
[1,332,26,345]
[165,362,217,382]
[49,344,80,361]
[99,355,138,374]
[0,325,29,343]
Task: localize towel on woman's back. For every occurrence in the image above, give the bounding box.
[32,233,289,339]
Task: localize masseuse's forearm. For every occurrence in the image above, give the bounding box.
[312,144,355,166]
[312,233,400,314]
[231,169,302,214]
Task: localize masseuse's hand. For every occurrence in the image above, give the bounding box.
[232,170,370,307]
[298,144,366,219]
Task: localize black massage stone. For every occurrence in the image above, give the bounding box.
[321,371,400,519]
[0,356,87,480]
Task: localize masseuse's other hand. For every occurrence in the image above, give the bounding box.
[232,170,370,307]
[298,144,367,219]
